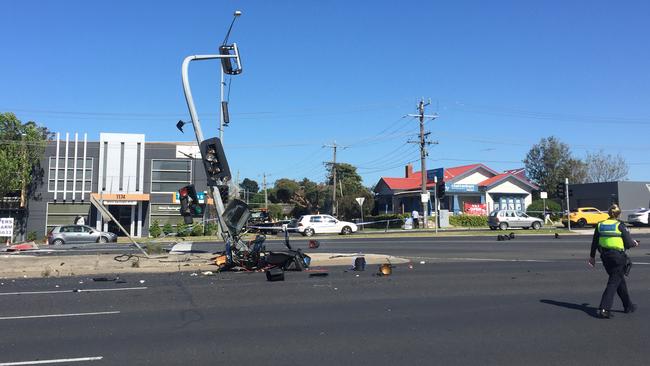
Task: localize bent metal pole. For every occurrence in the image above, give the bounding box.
[181,54,238,238]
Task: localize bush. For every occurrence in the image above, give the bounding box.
[149,220,162,238]
[27,231,38,242]
[526,199,562,221]
[176,221,190,237]
[162,223,173,235]
[191,223,204,236]
[449,215,488,227]
[205,222,218,236]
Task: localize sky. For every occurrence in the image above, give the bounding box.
[3,0,650,188]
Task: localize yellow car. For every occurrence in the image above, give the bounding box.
[562,207,609,228]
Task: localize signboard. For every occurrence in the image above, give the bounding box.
[463,203,487,216]
[103,200,137,206]
[426,168,444,182]
[355,197,365,207]
[173,191,207,204]
[447,183,479,193]
[420,192,430,203]
[0,218,14,237]
[540,192,547,199]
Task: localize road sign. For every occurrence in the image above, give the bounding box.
[0,218,14,237]
[420,192,430,203]
[355,197,365,207]
[540,192,547,199]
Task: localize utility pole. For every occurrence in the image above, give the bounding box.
[323,141,347,216]
[408,99,438,229]
[263,173,268,210]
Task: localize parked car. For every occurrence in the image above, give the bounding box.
[488,210,543,230]
[627,208,650,226]
[47,225,118,245]
[561,207,609,228]
[296,215,358,236]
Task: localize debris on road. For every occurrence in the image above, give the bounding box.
[352,257,366,271]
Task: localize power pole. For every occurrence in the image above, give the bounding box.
[323,141,347,216]
[263,173,268,211]
[408,99,438,228]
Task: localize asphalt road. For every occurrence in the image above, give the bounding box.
[1,234,650,365]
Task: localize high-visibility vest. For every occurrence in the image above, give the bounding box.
[597,219,624,250]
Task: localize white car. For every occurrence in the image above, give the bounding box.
[627,208,649,226]
[296,215,358,236]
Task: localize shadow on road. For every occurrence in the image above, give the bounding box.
[540,299,600,318]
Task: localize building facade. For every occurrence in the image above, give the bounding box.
[568,181,650,221]
[374,164,537,215]
[26,132,210,238]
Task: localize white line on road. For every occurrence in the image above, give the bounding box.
[0,356,103,365]
[410,256,650,265]
[0,287,147,296]
[0,311,119,321]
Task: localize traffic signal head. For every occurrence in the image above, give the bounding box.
[199,137,231,186]
[556,182,566,199]
[179,184,202,224]
[436,182,446,199]
[219,43,242,75]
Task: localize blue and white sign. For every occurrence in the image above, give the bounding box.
[174,191,207,203]
[446,183,479,193]
[426,168,444,182]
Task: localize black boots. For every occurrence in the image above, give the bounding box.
[597,309,613,319]
[624,304,638,313]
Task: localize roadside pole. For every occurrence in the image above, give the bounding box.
[434,175,439,234]
[565,178,571,231]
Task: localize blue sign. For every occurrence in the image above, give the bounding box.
[174,191,207,203]
[446,183,478,193]
[426,168,444,182]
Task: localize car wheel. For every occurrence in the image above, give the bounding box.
[499,222,508,230]
[98,236,109,243]
[52,239,64,245]
[341,226,352,235]
[304,228,315,237]
[577,219,587,228]
[532,221,541,230]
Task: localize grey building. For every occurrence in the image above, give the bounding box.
[25,132,211,238]
[568,181,650,221]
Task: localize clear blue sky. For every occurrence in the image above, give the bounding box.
[3,0,650,187]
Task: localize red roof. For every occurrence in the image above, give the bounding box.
[381,177,421,190]
[443,164,482,180]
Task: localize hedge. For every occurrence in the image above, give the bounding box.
[449,215,488,227]
[363,214,409,229]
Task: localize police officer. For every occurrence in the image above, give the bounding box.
[588,204,639,318]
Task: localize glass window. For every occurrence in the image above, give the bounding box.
[151,159,192,193]
[48,157,94,193]
[310,216,322,223]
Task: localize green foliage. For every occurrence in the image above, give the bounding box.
[176,221,190,237]
[149,220,162,238]
[449,215,488,227]
[524,136,586,197]
[27,231,38,242]
[267,204,283,220]
[191,223,204,236]
[205,222,218,236]
[146,242,164,254]
[526,199,562,220]
[162,223,173,235]
[0,112,52,200]
[240,178,259,194]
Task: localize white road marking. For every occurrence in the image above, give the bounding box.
[0,356,103,365]
[0,311,119,321]
[409,256,650,265]
[0,287,147,296]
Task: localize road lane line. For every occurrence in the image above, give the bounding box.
[0,356,103,365]
[0,311,119,321]
[0,287,147,296]
[409,257,650,265]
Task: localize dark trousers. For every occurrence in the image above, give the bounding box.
[599,250,632,311]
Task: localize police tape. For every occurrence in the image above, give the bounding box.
[247,218,406,231]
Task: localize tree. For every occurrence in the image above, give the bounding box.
[273,178,300,203]
[584,150,628,183]
[523,136,586,198]
[324,163,375,220]
[240,178,259,195]
[0,112,52,204]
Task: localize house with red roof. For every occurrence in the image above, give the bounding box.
[374,163,538,215]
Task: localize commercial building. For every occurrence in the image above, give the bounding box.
[25,132,211,238]
[374,163,538,215]
[568,181,650,221]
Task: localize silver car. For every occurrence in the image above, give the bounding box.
[627,208,649,226]
[47,225,118,245]
[488,210,543,230]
